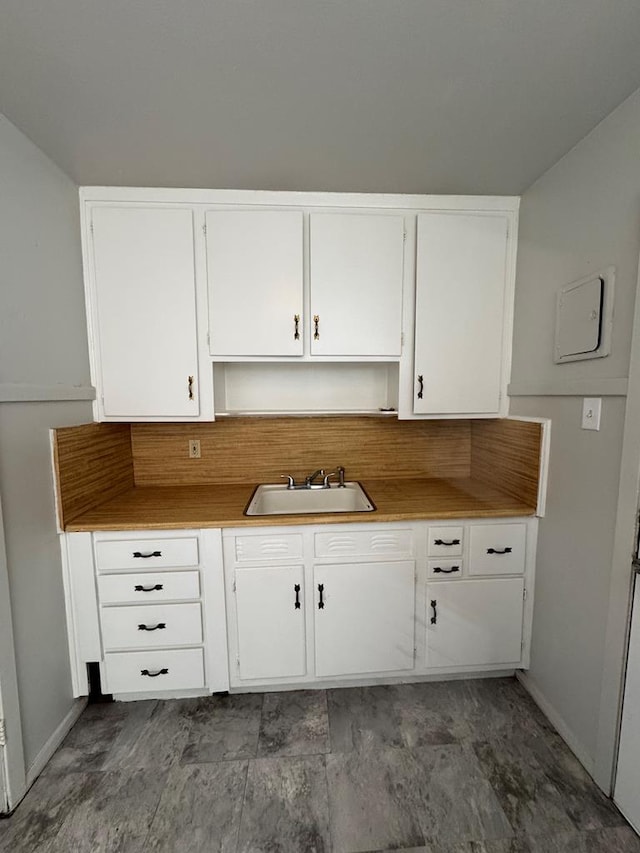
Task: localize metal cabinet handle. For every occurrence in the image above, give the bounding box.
[434,539,460,547]
[141,668,168,677]
[313,315,320,340]
[133,551,162,559]
[188,375,195,400]
[417,375,424,399]
[134,583,164,592]
[318,583,325,609]
[138,623,167,632]
[430,600,437,625]
[433,566,460,574]
[294,584,301,610]
[294,314,300,340]
[487,547,513,555]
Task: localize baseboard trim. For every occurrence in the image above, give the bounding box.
[25,698,87,787]
[0,383,95,403]
[516,671,600,785]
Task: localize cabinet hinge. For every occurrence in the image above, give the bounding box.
[232,580,236,593]
[0,719,6,747]
[202,223,207,236]
[89,219,94,235]
[403,229,407,243]
[401,332,405,349]
[523,588,527,600]
[236,656,240,671]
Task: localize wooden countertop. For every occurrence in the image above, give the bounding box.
[64,477,536,531]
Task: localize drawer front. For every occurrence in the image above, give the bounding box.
[427,527,464,557]
[428,558,463,579]
[468,524,527,576]
[98,571,200,605]
[100,603,203,650]
[234,533,303,562]
[314,529,414,559]
[104,648,205,694]
[95,537,199,572]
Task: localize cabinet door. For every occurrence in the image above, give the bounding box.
[90,207,200,418]
[414,212,509,414]
[206,210,303,356]
[234,565,306,680]
[314,560,415,677]
[426,578,524,668]
[310,214,404,356]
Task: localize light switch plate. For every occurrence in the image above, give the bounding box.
[582,398,602,431]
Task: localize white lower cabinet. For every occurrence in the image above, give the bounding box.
[62,518,535,699]
[426,578,525,668]
[314,561,415,677]
[234,565,306,681]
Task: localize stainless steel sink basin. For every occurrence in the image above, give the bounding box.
[245,482,376,516]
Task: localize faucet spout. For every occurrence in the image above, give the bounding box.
[304,469,325,488]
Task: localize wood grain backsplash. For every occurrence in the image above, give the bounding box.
[53,423,134,527]
[130,417,472,485]
[470,418,542,508]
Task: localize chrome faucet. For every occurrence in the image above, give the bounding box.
[304,468,325,488]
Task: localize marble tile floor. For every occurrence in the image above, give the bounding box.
[1,677,639,853]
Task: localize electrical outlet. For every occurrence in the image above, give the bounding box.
[581,398,602,431]
[188,439,201,459]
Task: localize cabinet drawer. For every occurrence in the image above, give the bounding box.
[95,537,199,571]
[100,603,203,650]
[468,524,527,575]
[104,648,205,694]
[427,559,463,579]
[234,533,303,562]
[97,571,200,604]
[427,527,464,557]
[314,529,413,559]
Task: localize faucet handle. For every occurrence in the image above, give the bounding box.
[322,471,337,488]
[336,465,346,488]
[280,474,295,490]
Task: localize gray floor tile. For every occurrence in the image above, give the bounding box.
[470,825,640,851]
[0,771,103,853]
[181,693,263,763]
[237,754,331,853]
[258,689,330,757]
[395,681,474,747]
[473,735,576,837]
[328,685,406,753]
[102,699,189,771]
[45,700,156,775]
[144,761,247,852]
[327,743,512,853]
[44,768,167,853]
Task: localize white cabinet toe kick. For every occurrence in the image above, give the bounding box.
[60,518,537,699]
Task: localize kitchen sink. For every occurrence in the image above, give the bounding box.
[245,482,376,516]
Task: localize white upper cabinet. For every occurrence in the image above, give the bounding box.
[309,213,405,357]
[413,212,510,415]
[206,210,304,357]
[88,206,200,420]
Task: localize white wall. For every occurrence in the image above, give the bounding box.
[0,114,93,775]
[510,88,640,784]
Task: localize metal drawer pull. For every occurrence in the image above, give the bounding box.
[434,539,460,547]
[294,314,300,340]
[313,315,320,340]
[140,668,168,678]
[430,599,437,625]
[294,583,301,609]
[133,551,162,559]
[138,623,166,632]
[487,547,513,555]
[433,566,460,574]
[134,584,164,592]
[318,583,325,609]
[188,375,194,400]
[417,375,424,399]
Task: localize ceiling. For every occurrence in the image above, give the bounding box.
[2,1,640,194]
